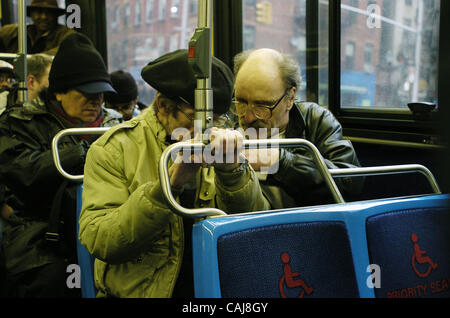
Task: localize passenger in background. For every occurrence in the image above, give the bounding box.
[0,60,15,90]
[26,53,53,101]
[104,70,141,121]
[0,33,121,298]
[0,0,75,56]
[0,60,15,114]
[232,48,363,208]
[4,53,54,108]
[79,49,270,298]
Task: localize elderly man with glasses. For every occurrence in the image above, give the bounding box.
[232,48,363,208]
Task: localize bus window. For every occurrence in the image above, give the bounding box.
[242,0,312,102]
[105,0,199,106]
[340,0,440,109]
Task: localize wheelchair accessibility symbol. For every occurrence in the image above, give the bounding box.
[279,252,314,298]
[411,233,438,278]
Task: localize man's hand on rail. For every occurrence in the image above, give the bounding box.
[244,147,280,173]
[168,128,247,188]
[207,127,244,172]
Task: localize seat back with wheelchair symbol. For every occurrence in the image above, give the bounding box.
[192,194,450,298]
[195,213,360,298]
[366,201,450,298]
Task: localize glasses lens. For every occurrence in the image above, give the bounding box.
[232,101,246,116]
[253,106,270,120]
[232,101,271,120]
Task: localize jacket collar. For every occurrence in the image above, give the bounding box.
[7,96,48,120]
[285,102,306,139]
[144,101,170,147]
[27,24,59,41]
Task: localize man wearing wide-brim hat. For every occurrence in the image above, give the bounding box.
[0,0,75,56]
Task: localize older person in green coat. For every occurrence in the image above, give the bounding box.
[79,50,271,298]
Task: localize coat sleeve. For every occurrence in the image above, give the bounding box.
[79,142,272,264]
[78,142,178,264]
[0,130,87,207]
[214,165,271,213]
[272,105,363,204]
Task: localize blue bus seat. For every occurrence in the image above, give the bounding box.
[366,201,450,298]
[75,184,97,298]
[192,194,450,298]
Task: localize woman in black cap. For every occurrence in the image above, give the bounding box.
[0,33,122,298]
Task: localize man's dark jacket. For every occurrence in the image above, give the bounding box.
[0,95,121,274]
[261,102,363,208]
[0,24,75,55]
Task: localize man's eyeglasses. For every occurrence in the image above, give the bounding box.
[176,105,194,122]
[176,105,234,128]
[231,88,291,120]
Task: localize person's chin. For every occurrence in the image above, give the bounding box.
[81,112,99,123]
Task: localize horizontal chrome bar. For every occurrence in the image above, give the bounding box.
[159,138,345,218]
[52,127,110,182]
[329,164,441,194]
[0,53,20,59]
[51,128,442,219]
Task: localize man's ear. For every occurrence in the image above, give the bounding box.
[26,75,36,90]
[155,92,169,115]
[286,86,297,111]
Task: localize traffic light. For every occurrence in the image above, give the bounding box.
[256,1,272,25]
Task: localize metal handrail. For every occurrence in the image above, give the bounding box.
[51,128,442,218]
[159,139,442,218]
[0,53,21,59]
[329,165,441,194]
[51,127,110,182]
[159,139,345,218]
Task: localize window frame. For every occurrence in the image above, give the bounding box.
[4,0,442,150]
[220,0,446,148]
[326,0,446,149]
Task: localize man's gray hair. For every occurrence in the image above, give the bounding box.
[27,53,53,80]
[233,49,302,89]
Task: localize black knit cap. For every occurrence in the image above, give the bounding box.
[141,49,234,115]
[104,70,138,104]
[48,33,115,94]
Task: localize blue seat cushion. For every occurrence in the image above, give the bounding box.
[217,221,359,298]
[366,206,450,298]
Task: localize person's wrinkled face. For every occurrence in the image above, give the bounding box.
[0,72,15,89]
[30,8,58,33]
[169,104,195,139]
[108,99,137,121]
[56,90,104,123]
[34,64,51,96]
[234,59,294,138]
[168,105,226,141]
